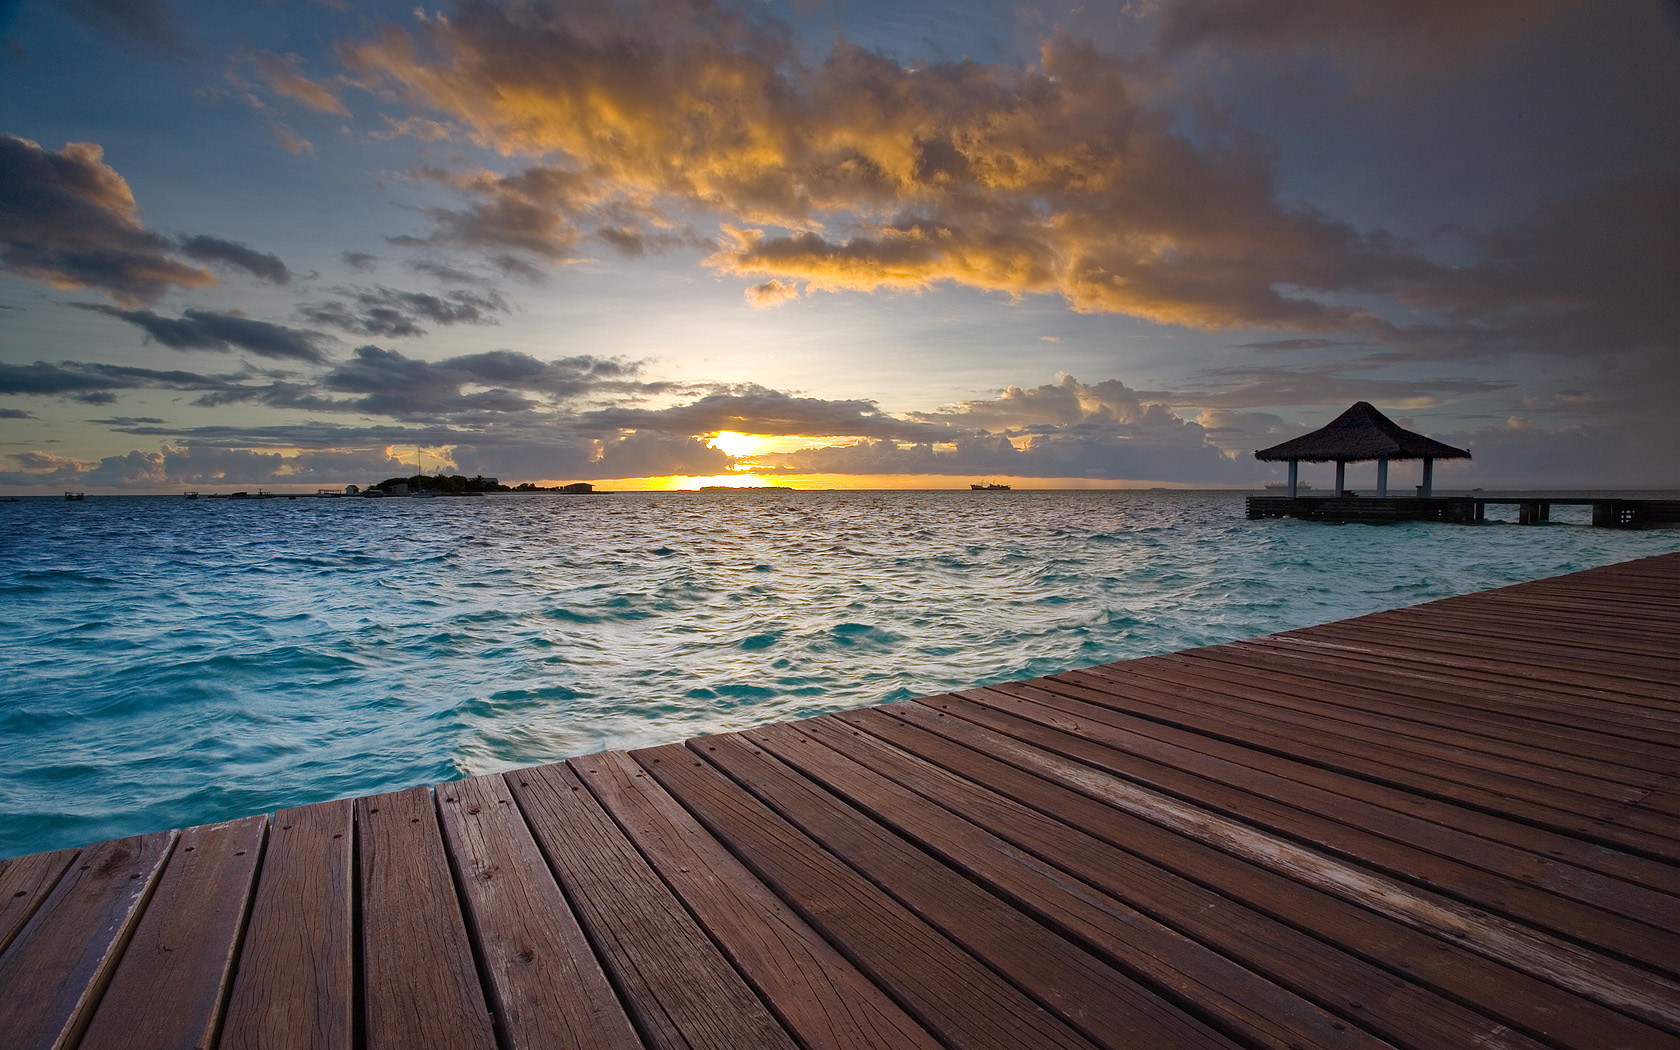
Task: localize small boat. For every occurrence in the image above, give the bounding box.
[970,481,1010,491]
[184,491,199,499]
[64,491,85,501]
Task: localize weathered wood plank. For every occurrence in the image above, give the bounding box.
[358,786,497,1050]
[1075,660,1663,797]
[842,704,1675,1050]
[643,740,1099,1050]
[0,847,78,955]
[509,759,797,1050]
[1032,671,1680,928]
[1139,651,1676,779]
[749,718,1391,1050]
[219,799,354,1050]
[1192,643,1680,771]
[78,815,266,1050]
[891,699,1680,1035]
[701,730,1238,1050]
[1303,619,1680,691]
[952,683,1680,964]
[436,771,642,1050]
[0,831,173,1050]
[576,749,942,1050]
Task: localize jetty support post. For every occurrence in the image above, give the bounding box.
[1419,458,1434,498]
[1376,458,1388,497]
[1334,460,1345,496]
[1288,460,1298,498]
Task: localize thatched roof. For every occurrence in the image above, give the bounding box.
[1254,402,1471,463]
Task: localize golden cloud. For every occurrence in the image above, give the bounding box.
[339,2,1442,332]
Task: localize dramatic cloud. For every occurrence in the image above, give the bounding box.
[0,135,214,303]
[342,6,1444,334]
[0,359,276,401]
[79,305,331,362]
[177,235,291,284]
[298,285,510,338]
[575,385,957,442]
[166,345,678,422]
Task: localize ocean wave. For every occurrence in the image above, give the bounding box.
[2,489,1676,858]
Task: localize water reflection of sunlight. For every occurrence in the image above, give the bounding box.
[614,473,787,490]
[676,474,784,489]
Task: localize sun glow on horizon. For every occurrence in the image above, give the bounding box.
[707,431,763,457]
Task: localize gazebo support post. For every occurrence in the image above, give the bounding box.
[1252,402,1471,513]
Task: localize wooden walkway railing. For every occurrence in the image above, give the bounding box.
[3,553,1678,1050]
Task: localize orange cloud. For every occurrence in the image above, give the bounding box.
[250,51,351,116]
[338,3,1443,333]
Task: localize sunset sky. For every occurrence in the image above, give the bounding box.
[2,0,1676,491]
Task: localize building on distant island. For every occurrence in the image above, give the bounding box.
[561,482,593,493]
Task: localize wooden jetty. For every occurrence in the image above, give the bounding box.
[3,554,1678,1050]
[1247,493,1680,526]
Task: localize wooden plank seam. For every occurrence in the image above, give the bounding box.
[928,709,1680,1033]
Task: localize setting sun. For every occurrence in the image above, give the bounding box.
[707,431,764,457]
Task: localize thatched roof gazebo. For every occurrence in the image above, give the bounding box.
[1255,401,1470,497]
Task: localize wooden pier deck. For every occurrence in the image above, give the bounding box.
[3,554,1678,1050]
[1247,493,1680,526]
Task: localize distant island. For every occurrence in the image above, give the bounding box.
[367,475,595,494]
[697,485,793,491]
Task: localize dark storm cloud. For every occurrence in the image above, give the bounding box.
[0,408,34,419]
[297,285,510,338]
[105,421,485,448]
[0,359,269,399]
[343,251,379,272]
[0,361,122,396]
[0,134,214,303]
[177,234,291,284]
[78,304,331,362]
[221,345,674,422]
[1407,173,1680,361]
[1153,0,1577,61]
[574,386,959,442]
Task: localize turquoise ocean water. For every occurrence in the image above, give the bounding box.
[2,489,1676,858]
